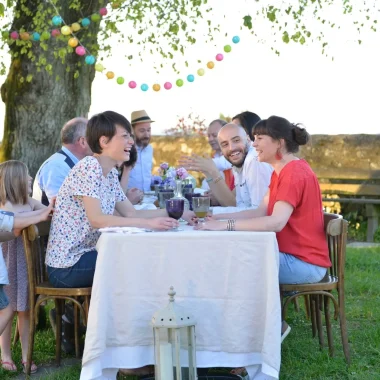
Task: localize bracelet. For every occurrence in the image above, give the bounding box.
[227,219,236,231]
[206,177,213,183]
[213,175,223,184]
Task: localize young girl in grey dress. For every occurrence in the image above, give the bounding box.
[0,160,46,374]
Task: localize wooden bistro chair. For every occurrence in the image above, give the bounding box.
[22,221,92,375]
[280,213,350,363]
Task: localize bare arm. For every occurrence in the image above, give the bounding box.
[196,200,294,232]
[29,197,47,211]
[83,196,178,230]
[115,199,168,218]
[179,154,236,206]
[115,199,195,221]
[213,190,270,220]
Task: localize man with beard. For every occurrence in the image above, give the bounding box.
[128,110,154,192]
[180,123,272,209]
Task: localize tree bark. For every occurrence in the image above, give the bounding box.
[0,0,104,176]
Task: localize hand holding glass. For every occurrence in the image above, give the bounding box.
[192,197,210,223]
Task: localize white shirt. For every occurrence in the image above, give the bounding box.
[33,146,79,203]
[0,210,15,285]
[128,144,153,192]
[233,146,273,209]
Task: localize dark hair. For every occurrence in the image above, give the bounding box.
[87,111,132,154]
[232,111,261,138]
[122,143,138,169]
[117,142,138,181]
[253,115,309,153]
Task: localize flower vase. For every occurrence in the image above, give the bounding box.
[172,179,190,211]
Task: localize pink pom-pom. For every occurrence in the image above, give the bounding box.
[75,46,86,56]
[51,29,61,37]
[10,31,19,40]
[128,81,137,89]
[216,53,224,61]
[99,7,108,16]
[164,82,172,90]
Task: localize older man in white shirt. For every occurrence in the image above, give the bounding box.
[128,110,154,192]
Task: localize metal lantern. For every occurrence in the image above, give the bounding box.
[152,286,197,380]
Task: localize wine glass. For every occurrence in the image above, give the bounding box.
[184,192,201,211]
[192,196,210,223]
[165,199,185,231]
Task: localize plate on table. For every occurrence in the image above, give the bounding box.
[99,227,152,234]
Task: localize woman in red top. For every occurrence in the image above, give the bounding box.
[196,115,330,338]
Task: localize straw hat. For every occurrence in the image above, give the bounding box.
[131,110,155,125]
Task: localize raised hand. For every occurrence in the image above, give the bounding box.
[178,154,219,178]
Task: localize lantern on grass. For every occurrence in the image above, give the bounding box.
[151,287,197,380]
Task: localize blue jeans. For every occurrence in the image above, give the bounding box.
[47,250,97,288]
[279,252,327,285]
[0,284,9,310]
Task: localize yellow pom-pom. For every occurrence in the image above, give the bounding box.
[71,23,81,32]
[207,61,215,69]
[68,37,78,47]
[106,71,115,79]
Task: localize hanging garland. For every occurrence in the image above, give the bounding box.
[8,4,241,91]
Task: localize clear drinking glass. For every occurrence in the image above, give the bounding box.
[192,196,210,223]
[158,190,174,209]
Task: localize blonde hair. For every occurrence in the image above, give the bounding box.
[0,160,29,206]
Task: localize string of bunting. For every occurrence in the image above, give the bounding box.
[7,3,241,91]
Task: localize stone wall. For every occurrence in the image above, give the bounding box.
[151,134,380,184]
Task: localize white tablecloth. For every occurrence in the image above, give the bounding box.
[80,226,281,380]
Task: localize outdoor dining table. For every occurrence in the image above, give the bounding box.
[80,225,281,380]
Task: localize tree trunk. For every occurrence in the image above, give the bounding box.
[0,0,104,177]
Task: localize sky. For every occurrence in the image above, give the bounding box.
[0,0,380,137]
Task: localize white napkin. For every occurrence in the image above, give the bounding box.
[98,227,152,234]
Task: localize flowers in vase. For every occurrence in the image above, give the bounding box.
[176,167,188,181]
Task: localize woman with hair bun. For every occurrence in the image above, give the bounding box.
[196,115,330,340]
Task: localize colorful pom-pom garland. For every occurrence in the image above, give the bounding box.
[7,3,240,91]
[98,35,240,91]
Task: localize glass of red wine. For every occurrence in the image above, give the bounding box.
[165,199,185,231]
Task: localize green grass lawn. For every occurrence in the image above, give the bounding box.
[1,247,379,380]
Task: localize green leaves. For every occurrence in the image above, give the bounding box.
[243,15,252,29]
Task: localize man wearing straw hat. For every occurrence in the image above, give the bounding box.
[128,110,154,192]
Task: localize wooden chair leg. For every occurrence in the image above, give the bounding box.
[315,295,325,348]
[304,295,310,320]
[293,297,300,313]
[324,295,334,357]
[74,301,80,358]
[338,290,350,364]
[55,299,64,367]
[25,305,37,376]
[310,295,317,338]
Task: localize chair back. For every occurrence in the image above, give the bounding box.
[323,213,348,283]
[22,220,51,294]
